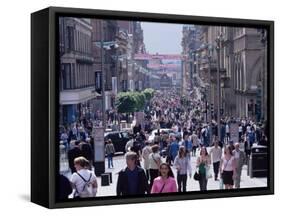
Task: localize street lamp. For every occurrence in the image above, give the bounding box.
[207,44,214,123]
[195,52,200,75]
[259,29,267,122]
[201,87,208,122]
[189,51,195,89]
[215,32,224,142]
[90,20,107,176]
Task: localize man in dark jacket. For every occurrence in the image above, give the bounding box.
[81,139,93,164]
[116,152,149,196]
[68,140,82,173]
[57,174,72,200]
[133,124,141,135]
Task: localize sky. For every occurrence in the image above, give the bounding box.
[141,22,183,54]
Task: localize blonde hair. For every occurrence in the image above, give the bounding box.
[74,156,90,168]
[125,151,137,161]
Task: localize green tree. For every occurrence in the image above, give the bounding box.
[115,92,137,113]
[143,88,155,101]
[115,89,154,113]
[134,92,146,111]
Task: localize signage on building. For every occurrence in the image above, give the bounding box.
[134,53,184,60]
[112,77,117,95]
[147,64,180,69]
[93,127,105,162]
[95,71,102,94]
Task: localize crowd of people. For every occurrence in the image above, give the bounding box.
[58,88,268,199]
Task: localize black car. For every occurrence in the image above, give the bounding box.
[104,131,130,154]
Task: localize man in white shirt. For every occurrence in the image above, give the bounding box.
[209,140,222,181]
[225,124,230,143]
[238,124,243,142]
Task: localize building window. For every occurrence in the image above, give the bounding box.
[61,63,71,90]
[122,80,128,92]
[95,71,102,93]
[74,30,78,51]
[67,26,74,51]
[77,31,79,52]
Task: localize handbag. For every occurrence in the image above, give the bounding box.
[193,170,200,181]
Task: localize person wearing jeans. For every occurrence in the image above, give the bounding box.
[232,143,246,188]
[105,139,115,168]
[174,146,192,192]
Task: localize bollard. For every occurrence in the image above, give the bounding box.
[101,173,110,186]
[104,172,112,183]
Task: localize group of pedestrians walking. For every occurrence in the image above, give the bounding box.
[58,87,268,199]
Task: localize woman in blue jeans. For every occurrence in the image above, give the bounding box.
[105,139,115,168]
[196,147,211,191]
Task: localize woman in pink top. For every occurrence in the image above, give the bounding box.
[151,163,177,194]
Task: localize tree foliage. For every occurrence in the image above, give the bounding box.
[115,89,155,113]
[143,88,155,101]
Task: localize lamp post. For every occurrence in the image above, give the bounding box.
[215,33,223,142]
[204,88,208,122]
[92,20,106,176]
[190,51,195,89]
[101,21,106,128]
[260,29,267,122]
[207,44,214,123]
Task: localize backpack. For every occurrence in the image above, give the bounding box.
[76,172,95,197]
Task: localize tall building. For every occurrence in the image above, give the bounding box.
[232,27,263,120]
[59,17,96,125]
[91,20,149,111]
[59,18,151,125]
[187,25,266,121]
[133,22,149,91]
[181,25,202,97]
[91,19,118,111]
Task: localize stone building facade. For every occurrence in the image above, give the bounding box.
[182,25,267,122]
[59,17,96,124]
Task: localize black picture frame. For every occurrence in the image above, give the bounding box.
[31,6,274,209]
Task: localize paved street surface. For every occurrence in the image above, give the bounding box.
[60,147,267,197]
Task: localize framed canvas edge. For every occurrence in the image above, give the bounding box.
[40,6,274,209]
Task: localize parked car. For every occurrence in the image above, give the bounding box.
[104,131,131,154]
